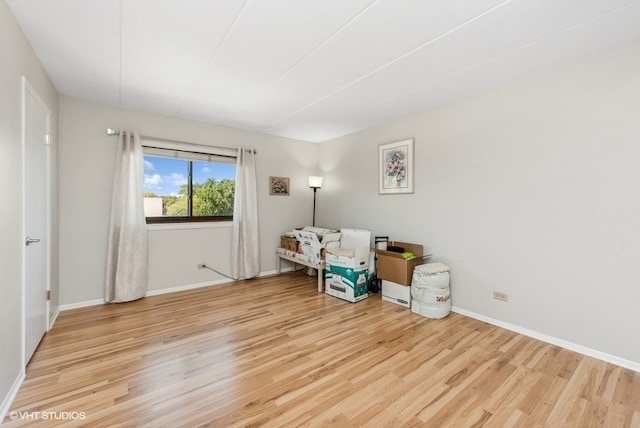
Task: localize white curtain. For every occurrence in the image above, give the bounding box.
[105,130,148,302]
[231,148,260,279]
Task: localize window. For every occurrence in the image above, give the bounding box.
[142,145,236,223]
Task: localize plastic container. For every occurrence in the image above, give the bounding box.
[411,299,451,319]
[411,263,451,319]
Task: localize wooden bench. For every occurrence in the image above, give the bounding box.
[275,248,325,292]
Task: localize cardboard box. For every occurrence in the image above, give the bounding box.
[381,279,410,308]
[325,264,369,303]
[325,228,371,268]
[339,228,371,249]
[325,247,369,269]
[280,234,298,251]
[294,229,340,260]
[375,241,424,286]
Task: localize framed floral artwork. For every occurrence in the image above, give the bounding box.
[379,138,414,194]
[269,176,290,196]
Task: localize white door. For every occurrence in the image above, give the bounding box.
[23,77,51,364]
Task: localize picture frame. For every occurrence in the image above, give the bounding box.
[379,138,414,194]
[269,176,290,196]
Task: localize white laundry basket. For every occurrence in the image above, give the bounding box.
[411,263,450,319]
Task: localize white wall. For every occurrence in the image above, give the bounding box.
[58,97,318,305]
[0,1,59,417]
[318,44,640,366]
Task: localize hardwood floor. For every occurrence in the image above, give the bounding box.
[5,273,640,427]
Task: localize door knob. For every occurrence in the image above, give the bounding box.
[25,237,41,246]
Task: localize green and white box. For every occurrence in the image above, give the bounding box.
[325,264,369,303]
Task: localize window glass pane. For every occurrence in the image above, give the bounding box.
[142,154,235,219]
[192,161,235,216]
[143,156,189,217]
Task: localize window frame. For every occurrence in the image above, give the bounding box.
[146,215,233,224]
[142,144,236,224]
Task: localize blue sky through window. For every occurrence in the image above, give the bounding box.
[143,156,236,196]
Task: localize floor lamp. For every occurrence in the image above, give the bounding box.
[309,176,323,226]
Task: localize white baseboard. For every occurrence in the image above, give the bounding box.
[146,269,289,296]
[58,298,105,312]
[58,268,289,312]
[146,279,232,296]
[0,369,25,423]
[49,307,60,330]
[451,306,640,373]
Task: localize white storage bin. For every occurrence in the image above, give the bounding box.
[412,262,450,289]
[381,279,410,308]
[411,262,451,319]
[411,285,450,305]
[411,299,451,319]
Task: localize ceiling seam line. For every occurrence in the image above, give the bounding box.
[175,0,251,117]
[260,0,516,132]
[217,0,381,126]
[348,0,640,120]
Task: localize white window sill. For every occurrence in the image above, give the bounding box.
[146,221,232,231]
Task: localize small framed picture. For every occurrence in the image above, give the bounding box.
[379,138,414,194]
[269,176,290,196]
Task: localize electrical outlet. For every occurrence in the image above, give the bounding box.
[493,291,508,302]
[197,263,206,269]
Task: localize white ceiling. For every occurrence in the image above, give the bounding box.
[7,0,640,143]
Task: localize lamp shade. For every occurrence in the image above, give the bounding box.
[309,176,323,189]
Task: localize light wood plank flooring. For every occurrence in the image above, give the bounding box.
[5,273,640,427]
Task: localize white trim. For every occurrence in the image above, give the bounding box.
[57,269,287,312]
[20,76,26,369]
[146,279,233,296]
[21,76,53,368]
[0,369,25,423]
[145,268,287,296]
[141,136,238,159]
[49,307,60,329]
[451,306,640,373]
[146,221,232,231]
[58,299,105,312]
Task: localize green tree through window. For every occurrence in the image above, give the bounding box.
[143,154,236,223]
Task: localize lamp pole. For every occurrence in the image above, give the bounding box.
[312,187,318,226]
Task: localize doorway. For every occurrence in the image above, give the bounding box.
[22,77,52,364]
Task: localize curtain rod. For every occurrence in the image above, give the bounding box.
[105,128,256,155]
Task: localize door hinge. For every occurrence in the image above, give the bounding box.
[45,134,53,145]
[47,290,50,301]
